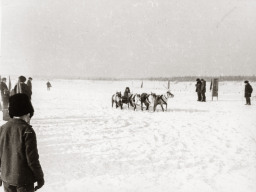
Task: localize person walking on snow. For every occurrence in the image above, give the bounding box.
[46,81,52,91]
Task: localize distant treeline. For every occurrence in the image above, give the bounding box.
[145,76,256,82]
[80,76,256,82]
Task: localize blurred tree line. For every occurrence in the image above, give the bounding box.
[85,76,256,82]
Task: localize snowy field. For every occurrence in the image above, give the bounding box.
[1,79,256,192]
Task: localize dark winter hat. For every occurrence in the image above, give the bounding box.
[19,76,26,83]
[9,93,34,118]
[29,77,32,80]
[196,78,200,81]
[2,77,6,81]
[244,80,249,83]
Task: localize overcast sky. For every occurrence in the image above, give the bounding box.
[1,0,256,78]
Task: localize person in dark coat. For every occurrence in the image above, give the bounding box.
[244,80,253,105]
[124,87,130,97]
[0,78,9,109]
[14,76,32,100]
[195,79,202,101]
[201,79,206,102]
[27,77,33,92]
[46,81,52,91]
[123,87,131,102]
[0,94,44,192]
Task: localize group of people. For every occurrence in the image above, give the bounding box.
[1,76,33,111]
[195,78,207,102]
[0,76,254,192]
[195,78,254,105]
[0,76,45,192]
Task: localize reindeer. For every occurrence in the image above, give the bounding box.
[112,92,123,109]
[152,91,174,112]
[140,93,154,111]
[130,93,141,111]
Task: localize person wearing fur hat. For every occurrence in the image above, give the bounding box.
[0,94,44,192]
[14,76,32,100]
[0,78,9,109]
[244,80,253,105]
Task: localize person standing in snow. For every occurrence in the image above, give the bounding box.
[201,79,206,102]
[195,79,202,101]
[14,76,32,100]
[27,77,33,92]
[0,94,44,192]
[244,80,253,105]
[0,78,9,109]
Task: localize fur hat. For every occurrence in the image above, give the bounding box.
[19,76,26,83]
[244,80,249,83]
[9,94,34,118]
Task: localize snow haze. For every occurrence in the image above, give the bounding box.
[1,0,256,78]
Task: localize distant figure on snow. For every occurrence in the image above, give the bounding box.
[0,77,9,109]
[0,94,44,192]
[201,79,206,102]
[46,81,52,91]
[195,79,202,101]
[14,76,32,100]
[244,80,253,105]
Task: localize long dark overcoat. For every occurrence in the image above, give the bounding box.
[245,83,253,97]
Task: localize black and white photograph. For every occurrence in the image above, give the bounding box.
[0,0,256,192]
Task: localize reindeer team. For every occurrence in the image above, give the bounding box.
[112,87,174,112]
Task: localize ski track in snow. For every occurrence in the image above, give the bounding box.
[1,80,256,192]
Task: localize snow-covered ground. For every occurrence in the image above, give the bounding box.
[1,80,256,192]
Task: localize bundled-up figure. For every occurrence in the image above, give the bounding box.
[0,94,44,192]
[244,80,253,105]
[27,77,33,92]
[195,79,202,101]
[201,79,206,102]
[124,87,130,97]
[123,87,131,102]
[14,76,32,100]
[46,81,52,91]
[0,78,9,109]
